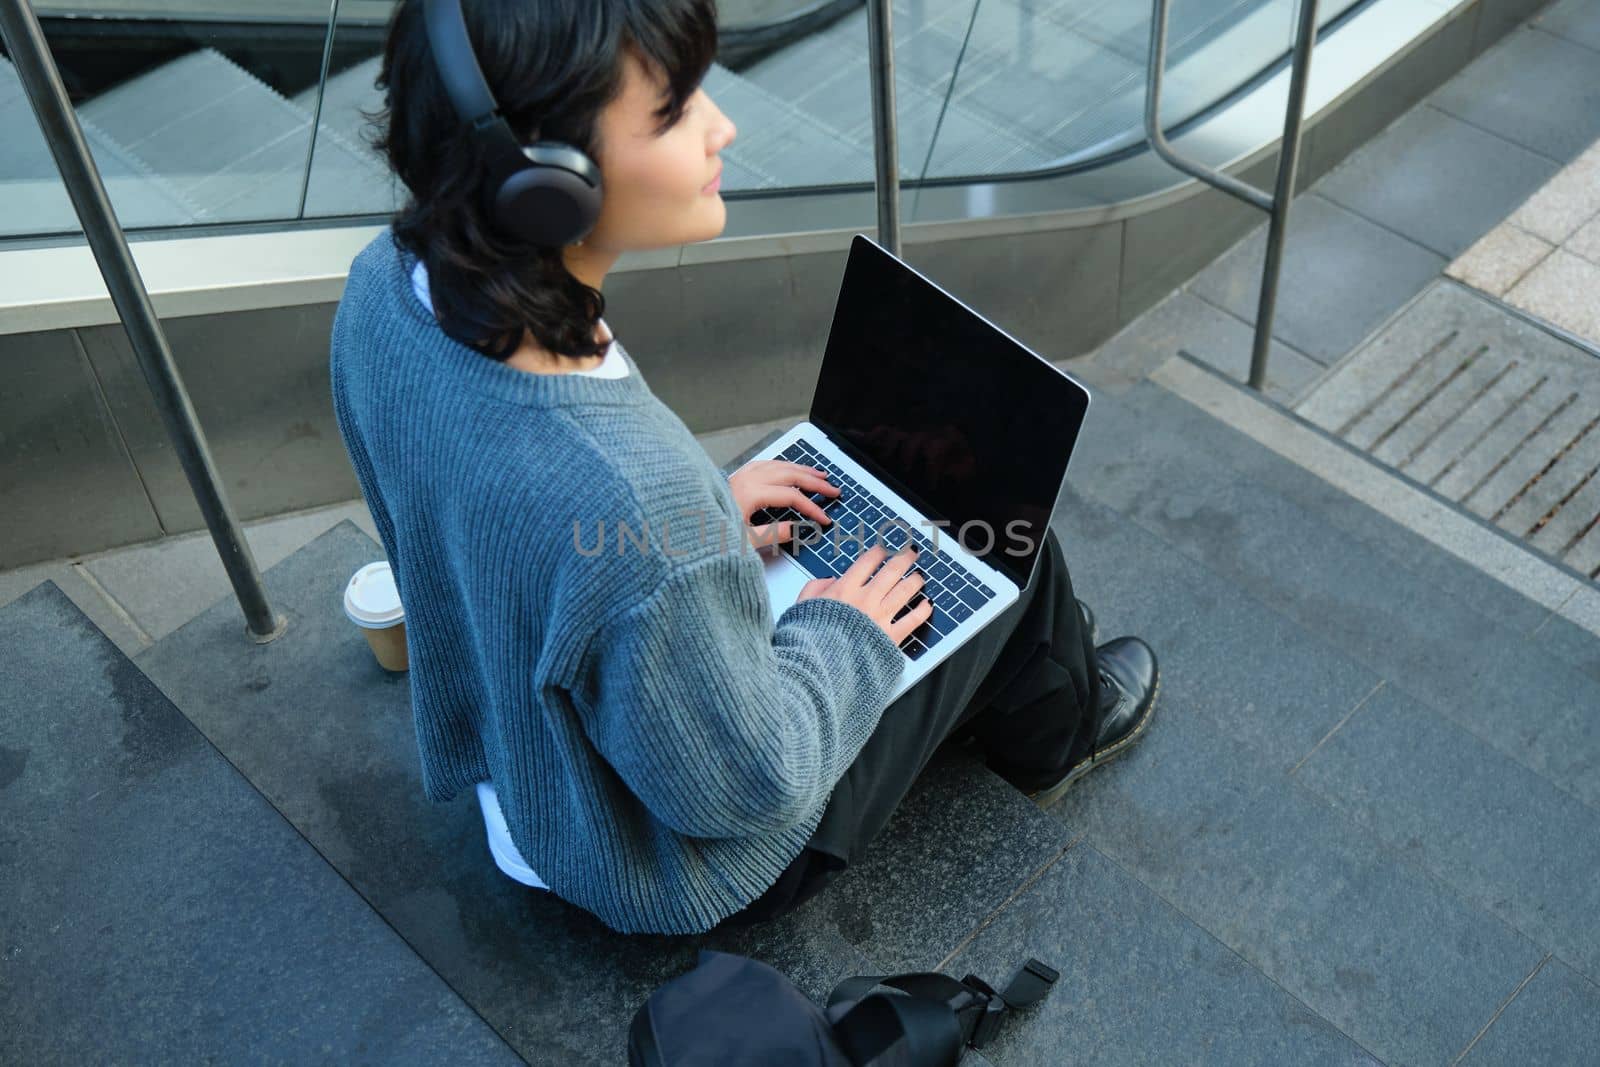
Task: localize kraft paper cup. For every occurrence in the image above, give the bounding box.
[344,561,408,672]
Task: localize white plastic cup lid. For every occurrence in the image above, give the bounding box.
[344,561,404,628]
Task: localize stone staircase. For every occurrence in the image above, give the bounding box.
[5,351,1597,1063]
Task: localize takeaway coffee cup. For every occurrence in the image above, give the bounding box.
[344,561,408,672]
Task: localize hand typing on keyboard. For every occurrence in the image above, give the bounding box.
[754,437,998,661]
[794,544,933,652]
[726,458,840,551]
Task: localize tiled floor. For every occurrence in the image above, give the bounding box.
[1449,134,1600,346]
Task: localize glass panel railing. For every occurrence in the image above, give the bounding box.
[3,0,1376,241]
[302,2,403,220]
[5,2,346,237]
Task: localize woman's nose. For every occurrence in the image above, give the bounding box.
[706,97,736,150]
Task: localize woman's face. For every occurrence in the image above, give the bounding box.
[582,49,737,254]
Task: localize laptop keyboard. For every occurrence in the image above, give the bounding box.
[748,437,997,660]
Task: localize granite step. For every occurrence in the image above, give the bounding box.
[1030,369,1600,1058]
[112,471,1432,1063]
[1075,368,1600,811]
[0,581,521,1065]
[123,520,1082,1062]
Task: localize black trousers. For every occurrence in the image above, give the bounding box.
[719,525,1102,927]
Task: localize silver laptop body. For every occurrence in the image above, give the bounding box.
[736,235,1092,704]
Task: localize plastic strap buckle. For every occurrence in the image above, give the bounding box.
[1000,958,1059,1009]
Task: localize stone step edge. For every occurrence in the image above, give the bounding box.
[1150,349,1600,641]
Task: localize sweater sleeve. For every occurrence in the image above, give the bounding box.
[573,548,907,839]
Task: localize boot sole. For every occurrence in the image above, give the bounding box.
[1027,670,1159,809]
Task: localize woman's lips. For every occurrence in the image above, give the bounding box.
[703,165,723,194]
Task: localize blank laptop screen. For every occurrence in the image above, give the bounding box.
[809,235,1090,591]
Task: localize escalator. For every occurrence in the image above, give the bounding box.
[1,0,1365,239]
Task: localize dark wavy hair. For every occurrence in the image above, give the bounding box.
[373,0,718,362]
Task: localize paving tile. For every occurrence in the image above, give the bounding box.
[129,521,1048,1061]
[1457,375,1598,521]
[944,844,1383,1066]
[1188,195,1445,365]
[1504,248,1600,344]
[1458,958,1600,1065]
[1531,0,1600,56]
[1492,412,1600,538]
[1567,210,1600,267]
[1431,372,1574,503]
[1562,511,1600,576]
[1085,290,1325,404]
[1317,105,1558,258]
[1047,689,1545,1067]
[1340,328,1491,453]
[1446,222,1555,297]
[1292,279,1593,470]
[1370,343,1519,470]
[1110,363,1564,643]
[1075,382,1600,811]
[812,747,1073,973]
[80,499,381,642]
[1050,490,1381,774]
[1402,357,1545,487]
[1531,604,1600,687]
[0,567,148,658]
[1473,0,1562,55]
[1430,27,1600,163]
[1300,0,1480,187]
[1526,464,1600,570]
[1505,142,1600,244]
[0,582,520,1066]
[1296,683,1600,983]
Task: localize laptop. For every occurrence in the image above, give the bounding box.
[737,233,1093,703]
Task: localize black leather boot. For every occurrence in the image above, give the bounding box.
[1026,635,1159,808]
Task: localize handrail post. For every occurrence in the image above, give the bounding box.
[1145,0,1320,392]
[865,0,901,256]
[0,0,286,643]
[1249,0,1319,392]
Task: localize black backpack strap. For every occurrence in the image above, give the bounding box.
[826,958,1059,1058]
[830,992,963,1067]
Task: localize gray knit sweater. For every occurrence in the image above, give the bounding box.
[329,231,906,934]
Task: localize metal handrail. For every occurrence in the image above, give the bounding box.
[864,0,900,255]
[0,0,285,643]
[1146,0,1321,392]
[296,0,343,219]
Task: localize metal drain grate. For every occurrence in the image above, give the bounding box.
[1297,281,1600,578]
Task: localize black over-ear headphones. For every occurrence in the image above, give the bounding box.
[422,0,603,247]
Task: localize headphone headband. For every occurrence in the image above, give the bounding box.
[422,0,497,125]
[420,0,604,248]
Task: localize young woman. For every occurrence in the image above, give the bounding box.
[329,0,1158,937]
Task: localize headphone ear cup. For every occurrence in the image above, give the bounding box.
[493,143,603,247]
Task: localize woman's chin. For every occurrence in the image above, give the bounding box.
[693,201,728,242]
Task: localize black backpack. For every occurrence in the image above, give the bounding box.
[628,949,1058,1066]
